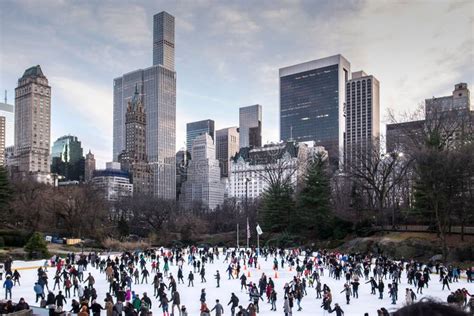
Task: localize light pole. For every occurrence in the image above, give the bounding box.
[245,177,251,249]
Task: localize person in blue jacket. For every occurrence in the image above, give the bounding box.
[3,275,13,299]
[34,282,44,303]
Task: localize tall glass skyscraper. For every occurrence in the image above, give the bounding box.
[153,12,175,70]
[186,119,215,156]
[51,135,85,181]
[239,104,262,149]
[113,11,176,199]
[279,55,350,167]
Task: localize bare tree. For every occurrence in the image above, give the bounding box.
[50,184,110,240]
[346,137,413,227]
[9,181,52,232]
[115,194,177,235]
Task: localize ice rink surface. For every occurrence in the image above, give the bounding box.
[3,251,473,315]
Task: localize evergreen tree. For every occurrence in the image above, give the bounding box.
[0,166,12,216]
[296,153,332,238]
[259,183,294,233]
[117,215,130,239]
[24,232,49,259]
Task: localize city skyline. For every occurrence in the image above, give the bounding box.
[1,0,473,168]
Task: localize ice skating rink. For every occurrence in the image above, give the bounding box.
[4,252,473,315]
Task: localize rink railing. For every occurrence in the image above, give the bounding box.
[375,225,474,235]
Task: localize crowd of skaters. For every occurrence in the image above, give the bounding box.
[0,246,472,315]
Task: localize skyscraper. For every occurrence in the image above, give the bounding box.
[279,55,351,167]
[186,119,215,156]
[119,86,153,195]
[84,150,96,182]
[239,104,262,149]
[0,92,15,150]
[14,65,51,182]
[180,133,224,210]
[344,71,380,168]
[51,135,85,181]
[113,11,176,199]
[153,11,175,70]
[216,127,239,178]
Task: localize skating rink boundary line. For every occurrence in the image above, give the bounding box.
[10,266,42,271]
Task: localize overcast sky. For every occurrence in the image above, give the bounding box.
[1,0,473,168]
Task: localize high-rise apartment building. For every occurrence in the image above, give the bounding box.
[239,105,262,149]
[279,55,350,167]
[51,135,85,181]
[344,71,380,167]
[216,127,239,178]
[180,133,224,210]
[153,11,175,70]
[84,150,96,182]
[0,116,5,166]
[14,65,51,182]
[113,11,176,199]
[119,86,153,195]
[186,119,215,156]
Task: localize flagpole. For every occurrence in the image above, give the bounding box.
[246,217,249,249]
[256,224,263,256]
[237,223,239,249]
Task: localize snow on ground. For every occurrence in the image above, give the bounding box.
[3,251,473,315]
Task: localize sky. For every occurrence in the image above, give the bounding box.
[0,0,473,168]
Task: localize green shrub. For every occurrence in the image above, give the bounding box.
[24,232,49,259]
[0,236,4,247]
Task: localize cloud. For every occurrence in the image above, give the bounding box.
[1,0,473,168]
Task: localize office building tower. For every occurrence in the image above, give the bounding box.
[153,11,175,70]
[186,119,215,156]
[0,116,5,166]
[279,54,351,167]
[119,86,153,195]
[51,135,85,181]
[180,133,224,210]
[113,11,176,199]
[216,127,239,178]
[84,150,96,182]
[14,65,51,182]
[344,71,380,167]
[92,162,133,201]
[239,104,262,149]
